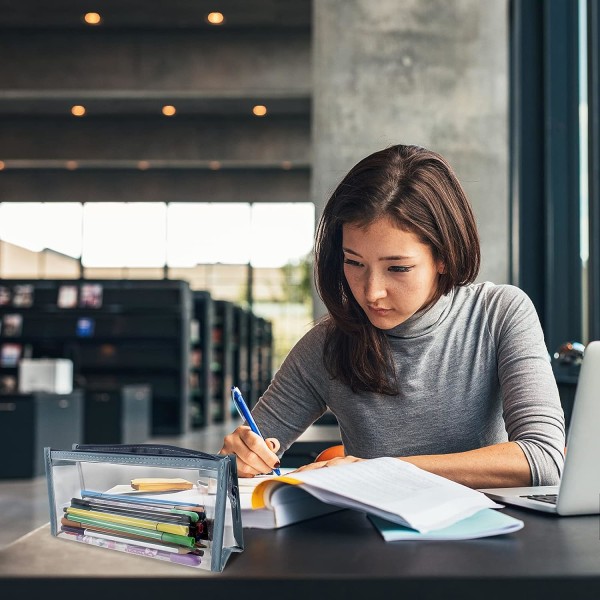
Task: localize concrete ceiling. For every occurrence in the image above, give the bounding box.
[0,1,313,201]
[0,1,312,116]
[0,0,312,29]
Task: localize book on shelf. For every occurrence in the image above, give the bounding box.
[243,457,518,538]
[2,313,23,337]
[12,284,34,308]
[57,285,78,309]
[0,343,22,367]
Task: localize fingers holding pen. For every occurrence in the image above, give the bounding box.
[265,437,281,454]
[220,425,281,477]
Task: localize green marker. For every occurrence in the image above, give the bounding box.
[64,514,196,549]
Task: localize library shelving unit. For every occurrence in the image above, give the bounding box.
[0,279,192,437]
[190,294,272,427]
[256,316,274,401]
[209,299,234,425]
[190,290,213,428]
[247,313,274,408]
[231,305,250,420]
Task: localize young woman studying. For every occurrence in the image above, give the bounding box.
[219,144,566,489]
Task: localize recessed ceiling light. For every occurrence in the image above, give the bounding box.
[0,161,5,171]
[206,12,225,25]
[71,105,86,117]
[65,161,78,170]
[209,161,221,170]
[162,105,177,117]
[83,12,102,25]
[252,105,267,117]
[137,161,151,170]
[281,161,292,170]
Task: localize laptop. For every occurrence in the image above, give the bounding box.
[479,340,600,515]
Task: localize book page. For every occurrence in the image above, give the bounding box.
[237,470,293,510]
[278,457,501,533]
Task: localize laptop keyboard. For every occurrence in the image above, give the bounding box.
[520,494,558,505]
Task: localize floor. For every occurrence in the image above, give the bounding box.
[0,424,235,549]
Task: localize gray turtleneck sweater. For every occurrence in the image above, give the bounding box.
[252,282,566,486]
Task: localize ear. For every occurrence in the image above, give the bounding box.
[437,261,446,275]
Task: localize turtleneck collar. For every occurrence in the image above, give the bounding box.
[384,287,455,339]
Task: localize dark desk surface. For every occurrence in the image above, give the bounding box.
[1,507,599,600]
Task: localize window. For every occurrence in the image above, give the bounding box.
[509,0,599,352]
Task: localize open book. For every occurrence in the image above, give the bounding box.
[247,457,512,535]
[238,469,341,529]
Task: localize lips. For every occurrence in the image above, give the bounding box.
[367,305,391,315]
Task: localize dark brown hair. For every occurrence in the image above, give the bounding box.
[314,144,480,394]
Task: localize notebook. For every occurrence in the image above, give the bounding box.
[479,340,600,515]
[369,507,523,541]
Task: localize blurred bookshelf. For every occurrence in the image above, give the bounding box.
[0,279,192,436]
[0,278,275,437]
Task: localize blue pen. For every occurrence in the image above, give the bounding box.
[231,386,281,476]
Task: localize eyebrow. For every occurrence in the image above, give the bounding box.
[342,247,416,261]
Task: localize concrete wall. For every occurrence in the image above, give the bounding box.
[311,0,509,317]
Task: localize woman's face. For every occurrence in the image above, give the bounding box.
[342,217,444,330]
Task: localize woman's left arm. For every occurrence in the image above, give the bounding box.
[490,286,566,486]
[295,442,532,488]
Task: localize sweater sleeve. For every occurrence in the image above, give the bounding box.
[250,323,330,456]
[485,285,565,485]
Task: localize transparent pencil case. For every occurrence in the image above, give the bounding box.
[44,443,243,572]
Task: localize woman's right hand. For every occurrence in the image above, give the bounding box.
[219,425,281,478]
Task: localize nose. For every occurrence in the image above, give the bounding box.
[364,270,387,303]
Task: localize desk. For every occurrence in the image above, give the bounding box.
[1,508,598,600]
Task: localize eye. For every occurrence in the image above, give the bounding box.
[343,257,363,267]
[389,266,412,273]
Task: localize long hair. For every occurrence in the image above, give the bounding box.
[314,144,480,394]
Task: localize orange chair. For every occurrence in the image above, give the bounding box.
[314,444,345,462]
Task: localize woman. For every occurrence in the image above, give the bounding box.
[220,144,565,489]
